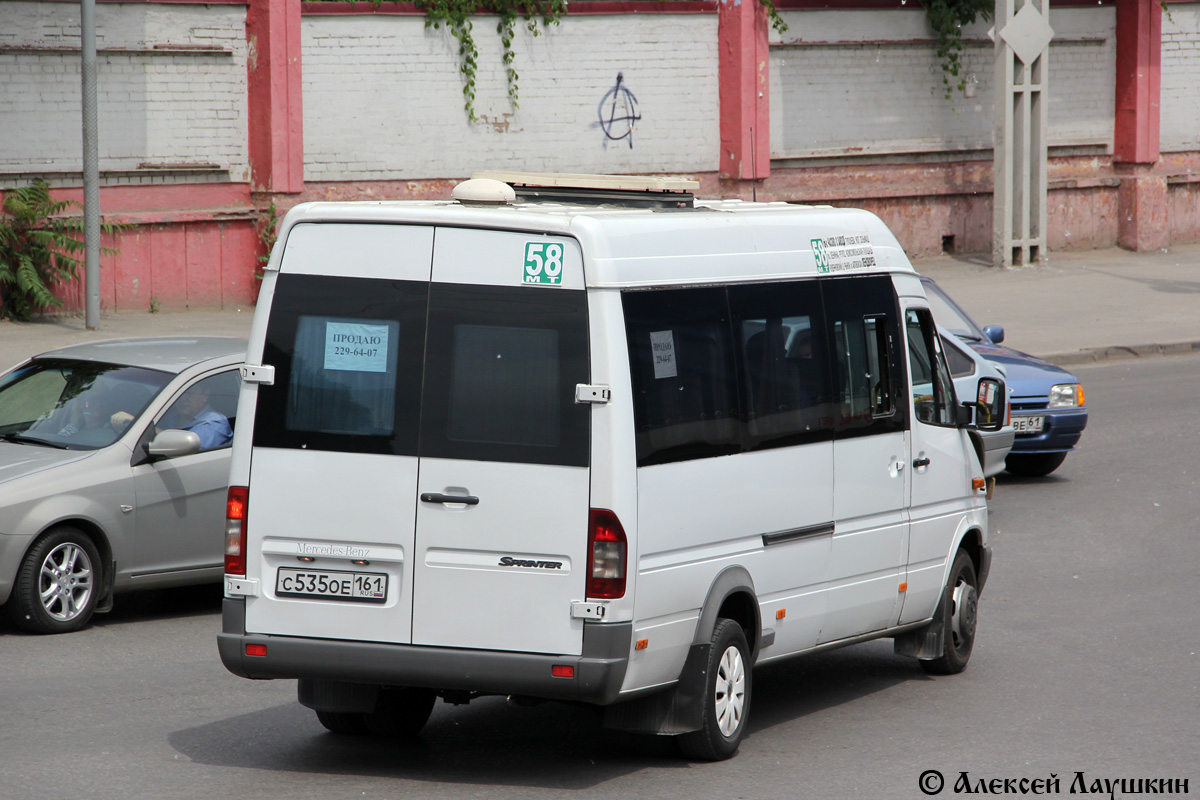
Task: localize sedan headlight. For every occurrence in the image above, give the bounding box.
[1048,383,1084,408]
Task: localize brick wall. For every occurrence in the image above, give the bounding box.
[301,13,719,181]
[768,7,1116,159]
[0,1,249,184]
[1161,3,1200,151]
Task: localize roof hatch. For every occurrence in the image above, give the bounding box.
[470,170,699,209]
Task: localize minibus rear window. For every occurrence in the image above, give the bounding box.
[254,274,428,455]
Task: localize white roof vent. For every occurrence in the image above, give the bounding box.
[451,178,516,205]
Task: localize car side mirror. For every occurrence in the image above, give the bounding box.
[982,325,1005,344]
[144,429,203,460]
[969,377,1005,432]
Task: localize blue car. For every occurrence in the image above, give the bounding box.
[922,277,1087,477]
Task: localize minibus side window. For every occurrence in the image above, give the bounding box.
[940,334,976,378]
[728,281,835,450]
[821,276,905,438]
[906,308,957,426]
[623,287,740,466]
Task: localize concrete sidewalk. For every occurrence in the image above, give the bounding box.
[2,242,1199,371]
[916,242,1200,366]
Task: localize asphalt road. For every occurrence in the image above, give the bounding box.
[1,354,1197,800]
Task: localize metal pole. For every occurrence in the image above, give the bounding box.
[81,0,101,329]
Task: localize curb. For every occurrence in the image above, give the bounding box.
[1044,340,1200,367]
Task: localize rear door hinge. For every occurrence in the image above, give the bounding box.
[240,364,275,385]
[571,600,608,620]
[575,384,611,404]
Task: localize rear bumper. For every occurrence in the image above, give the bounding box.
[1010,408,1087,454]
[218,599,631,705]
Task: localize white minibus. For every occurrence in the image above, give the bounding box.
[219,173,1003,760]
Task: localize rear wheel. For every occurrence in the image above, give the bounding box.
[1005,452,1066,477]
[314,687,436,737]
[363,687,437,738]
[315,710,368,735]
[678,618,751,761]
[920,550,979,675]
[7,526,102,634]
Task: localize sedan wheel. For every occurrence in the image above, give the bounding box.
[8,527,102,634]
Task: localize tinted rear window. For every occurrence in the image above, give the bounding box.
[255,274,589,467]
[254,274,427,455]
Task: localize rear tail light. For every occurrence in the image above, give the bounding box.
[587,508,627,599]
[225,486,249,576]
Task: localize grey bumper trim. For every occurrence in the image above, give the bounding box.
[218,602,631,706]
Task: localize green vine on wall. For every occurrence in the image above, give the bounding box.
[414,0,566,122]
[921,0,993,98]
[350,0,788,123]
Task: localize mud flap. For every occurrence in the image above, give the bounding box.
[601,642,710,735]
[94,559,116,614]
[893,590,947,661]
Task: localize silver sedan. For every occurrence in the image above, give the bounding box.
[0,337,246,633]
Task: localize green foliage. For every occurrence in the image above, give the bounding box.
[0,180,120,321]
[414,0,566,122]
[760,0,787,36]
[922,0,993,98]
[254,199,280,276]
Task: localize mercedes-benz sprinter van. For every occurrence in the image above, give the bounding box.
[219,173,1003,760]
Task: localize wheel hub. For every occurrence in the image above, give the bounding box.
[950,581,978,643]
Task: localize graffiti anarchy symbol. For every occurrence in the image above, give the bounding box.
[598,72,641,149]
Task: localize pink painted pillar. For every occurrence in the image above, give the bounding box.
[247,0,303,193]
[718,0,770,185]
[1113,0,1165,252]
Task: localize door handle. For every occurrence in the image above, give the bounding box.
[420,492,479,506]
[913,457,931,468]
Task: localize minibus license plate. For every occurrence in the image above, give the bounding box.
[1013,415,1044,434]
[276,568,387,603]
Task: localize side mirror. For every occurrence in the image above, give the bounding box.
[144,429,203,460]
[982,325,1005,344]
[970,377,1005,432]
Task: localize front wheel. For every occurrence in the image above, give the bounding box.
[920,550,979,675]
[1005,451,1067,477]
[7,526,102,634]
[678,618,752,761]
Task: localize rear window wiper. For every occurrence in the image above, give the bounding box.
[0,432,69,450]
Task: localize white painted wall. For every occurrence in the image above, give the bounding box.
[0,1,248,181]
[1,1,1194,186]
[1162,3,1200,152]
[769,7,1116,159]
[300,13,720,181]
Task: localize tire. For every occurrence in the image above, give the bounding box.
[920,550,979,676]
[362,687,437,738]
[1005,451,1067,477]
[315,710,369,735]
[678,618,752,761]
[7,526,102,634]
